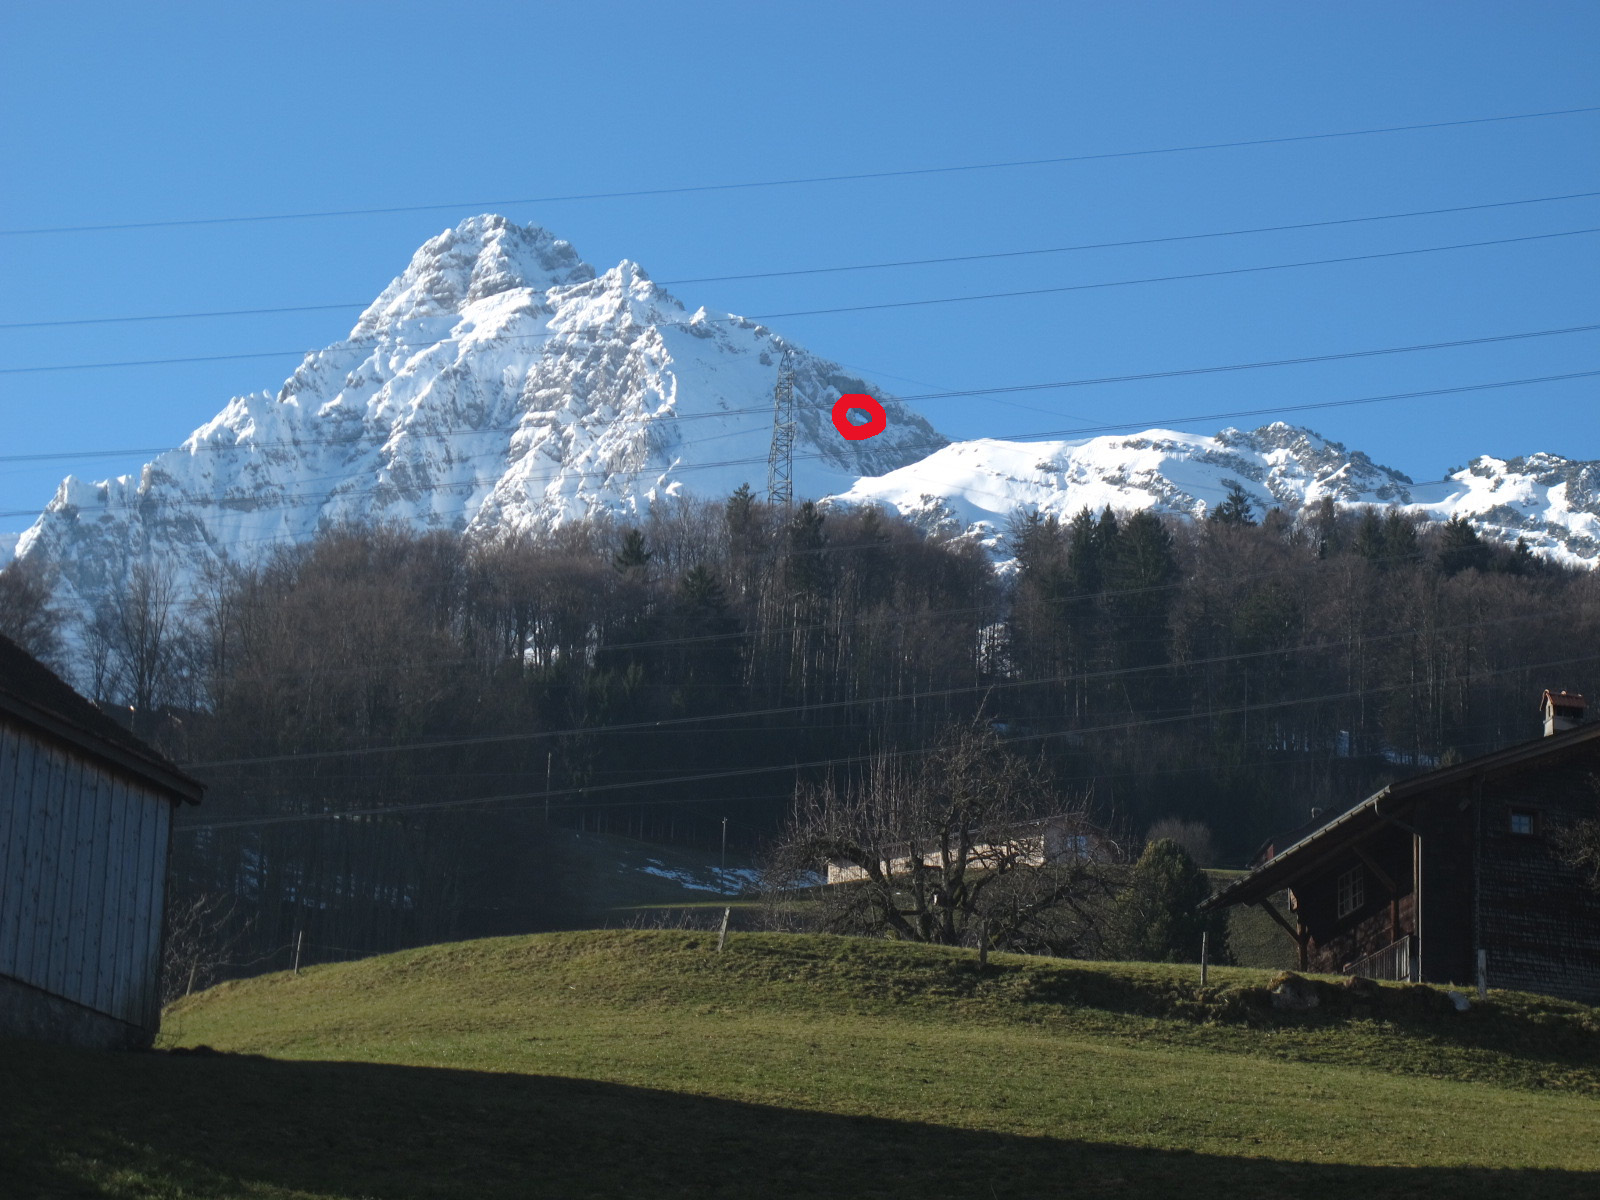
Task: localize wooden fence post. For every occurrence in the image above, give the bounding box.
[1476,949,1488,1000]
[1201,931,1209,986]
[978,919,989,969]
[717,907,731,953]
[293,930,304,975]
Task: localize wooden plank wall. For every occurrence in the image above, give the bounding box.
[1478,763,1600,1004]
[0,721,171,1030]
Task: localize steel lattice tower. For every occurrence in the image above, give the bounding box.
[766,352,797,509]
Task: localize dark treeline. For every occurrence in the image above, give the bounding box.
[1006,494,1599,846]
[138,489,995,979]
[4,485,1595,980]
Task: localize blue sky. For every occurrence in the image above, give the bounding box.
[2,2,1597,532]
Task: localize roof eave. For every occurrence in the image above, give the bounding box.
[1202,787,1390,910]
[1203,721,1600,912]
[0,692,205,804]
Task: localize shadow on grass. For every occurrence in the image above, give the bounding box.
[4,1038,1595,1200]
[945,955,1600,1081]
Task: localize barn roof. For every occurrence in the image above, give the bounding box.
[0,632,203,803]
[1203,719,1600,912]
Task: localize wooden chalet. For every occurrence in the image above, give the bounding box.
[1203,691,1600,1003]
[0,633,204,1049]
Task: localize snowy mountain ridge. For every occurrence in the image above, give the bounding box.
[9,215,1598,624]
[12,216,946,613]
[832,423,1600,567]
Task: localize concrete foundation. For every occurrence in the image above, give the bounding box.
[0,972,153,1051]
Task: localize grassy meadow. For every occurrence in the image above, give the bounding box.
[6,930,1600,1198]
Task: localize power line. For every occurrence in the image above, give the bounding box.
[103,527,1497,705]
[5,225,1596,377]
[0,302,372,332]
[2,320,1594,470]
[3,365,1589,524]
[893,322,1600,402]
[172,648,1600,830]
[7,189,1596,331]
[664,190,1600,285]
[536,723,1547,816]
[749,226,1600,321]
[989,368,1600,444]
[9,105,1597,239]
[0,441,783,522]
[183,606,1577,772]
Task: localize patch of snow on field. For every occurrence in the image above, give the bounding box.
[639,859,761,895]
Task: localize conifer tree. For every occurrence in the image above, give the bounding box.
[1109,839,1223,963]
[1209,480,1257,527]
[1006,508,1057,577]
[1504,537,1536,577]
[1108,510,1179,700]
[724,483,756,534]
[1382,509,1419,564]
[1065,507,1100,591]
[1436,516,1489,575]
[1311,495,1340,557]
[613,528,652,575]
[670,564,742,698]
[786,501,828,591]
[1093,506,1121,562]
[1353,507,1385,562]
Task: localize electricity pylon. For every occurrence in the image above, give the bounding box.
[766,351,797,510]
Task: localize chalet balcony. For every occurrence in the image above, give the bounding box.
[1346,935,1415,983]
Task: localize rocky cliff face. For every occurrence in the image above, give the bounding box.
[14,216,946,613]
[12,216,1598,623]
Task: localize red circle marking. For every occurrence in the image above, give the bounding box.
[831,393,887,440]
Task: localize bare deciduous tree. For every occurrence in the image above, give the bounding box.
[93,561,184,717]
[160,890,244,1005]
[0,556,63,664]
[769,723,1113,954]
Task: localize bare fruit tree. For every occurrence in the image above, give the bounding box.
[769,723,1114,955]
[160,891,244,1005]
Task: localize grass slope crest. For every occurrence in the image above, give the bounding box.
[7,930,1600,1199]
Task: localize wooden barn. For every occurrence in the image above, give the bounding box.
[1204,691,1600,1003]
[0,633,203,1049]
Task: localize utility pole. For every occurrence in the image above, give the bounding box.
[766,351,796,510]
[721,817,728,872]
[544,750,553,823]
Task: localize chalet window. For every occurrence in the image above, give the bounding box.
[1336,865,1364,919]
[1509,809,1538,836]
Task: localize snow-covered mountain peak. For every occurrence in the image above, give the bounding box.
[544,258,687,337]
[14,216,947,615]
[11,217,1596,626]
[353,215,594,336]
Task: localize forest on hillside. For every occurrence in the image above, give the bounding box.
[3,486,1597,978]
